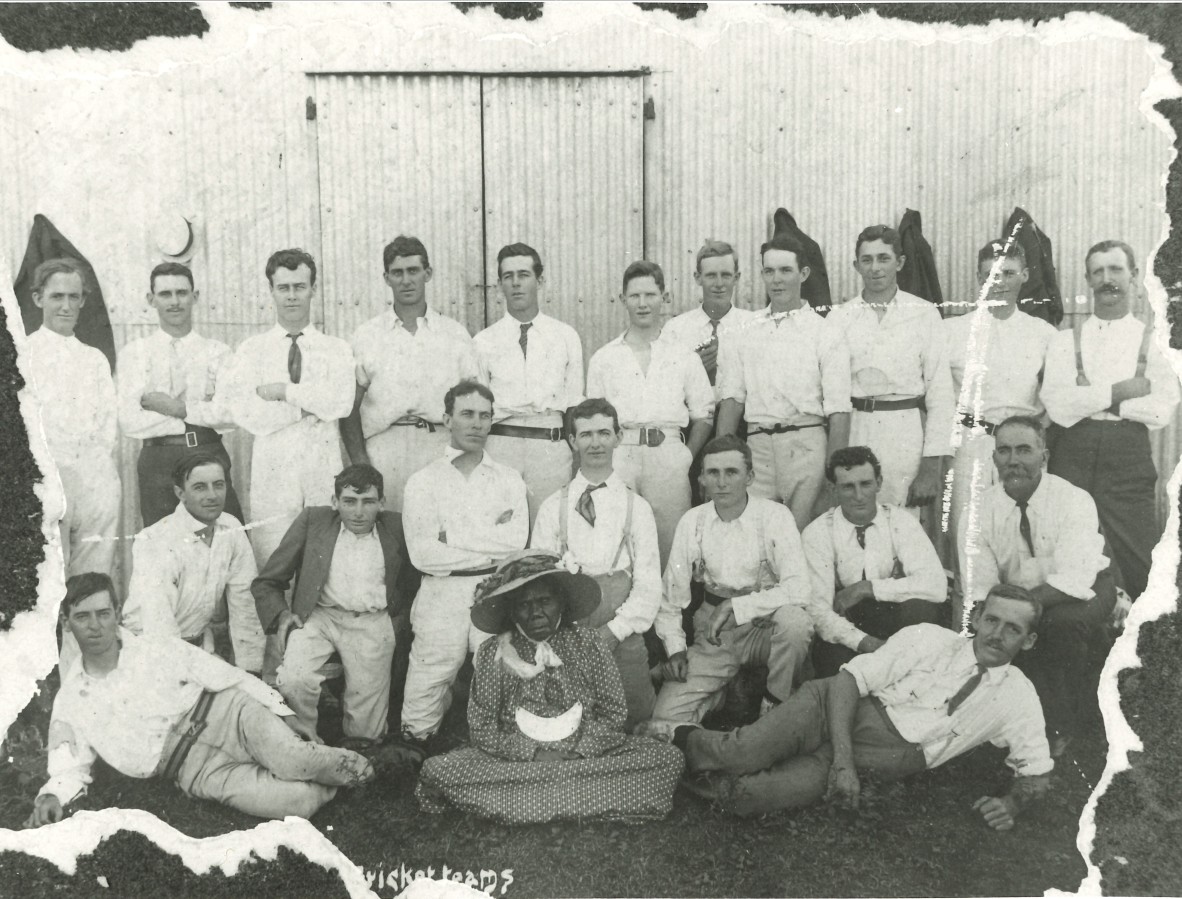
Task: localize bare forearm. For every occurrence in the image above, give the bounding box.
[339,386,370,465]
[825,412,850,458]
[716,398,743,437]
[685,419,713,458]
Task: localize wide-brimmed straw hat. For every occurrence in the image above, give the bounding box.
[470,550,601,634]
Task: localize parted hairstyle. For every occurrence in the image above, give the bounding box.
[265,248,317,287]
[1085,239,1136,273]
[150,261,195,293]
[383,235,430,271]
[497,243,543,278]
[982,582,1044,631]
[32,258,88,296]
[695,239,738,274]
[568,397,621,434]
[760,233,809,268]
[699,434,753,473]
[171,452,226,490]
[335,463,385,499]
[994,415,1046,448]
[622,259,665,294]
[444,379,495,416]
[854,225,903,259]
[825,445,882,483]
[62,572,120,616]
[977,239,1027,267]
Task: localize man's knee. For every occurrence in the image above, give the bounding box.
[769,605,814,645]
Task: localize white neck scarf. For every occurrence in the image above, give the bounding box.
[496,625,564,680]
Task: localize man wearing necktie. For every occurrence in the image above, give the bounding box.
[531,398,662,728]
[804,446,948,678]
[961,415,1114,757]
[120,453,264,673]
[640,584,1052,828]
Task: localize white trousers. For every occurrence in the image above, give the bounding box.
[485,414,573,525]
[747,428,827,532]
[58,456,120,578]
[277,606,396,741]
[366,424,449,514]
[850,408,923,514]
[400,576,496,738]
[614,440,692,568]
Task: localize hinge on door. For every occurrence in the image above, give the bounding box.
[643,97,655,120]
[306,97,317,121]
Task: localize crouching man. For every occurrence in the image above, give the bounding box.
[641,584,1051,829]
[26,573,374,827]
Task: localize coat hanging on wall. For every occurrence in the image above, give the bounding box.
[1002,207,1064,326]
[897,208,944,314]
[771,207,832,315]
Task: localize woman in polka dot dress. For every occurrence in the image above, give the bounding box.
[416,551,683,823]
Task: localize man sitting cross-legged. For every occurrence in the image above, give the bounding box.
[27,573,373,827]
[639,584,1052,829]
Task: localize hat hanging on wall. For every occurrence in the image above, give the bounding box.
[151,212,196,260]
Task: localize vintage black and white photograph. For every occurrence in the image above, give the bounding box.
[0,2,1180,896]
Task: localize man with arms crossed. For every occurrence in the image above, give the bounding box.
[341,236,479,512]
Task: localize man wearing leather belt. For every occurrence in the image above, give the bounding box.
[944,241,1055,625]
[474,243,583,524]
[1041,240,1179,601]
[398,380,529,754]
[586,261,714,566]
[640,585,1051,828]
[117,262,243,526]
[827,225,953,513]
[27,573,373,827]
[532,397,662,728]
[717,234,852,530]
[341,236,479,513]
[804,446,947,678]
[652,436,823,724]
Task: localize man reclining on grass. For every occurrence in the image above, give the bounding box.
[25,572,374,827]
[639,584,1052,830]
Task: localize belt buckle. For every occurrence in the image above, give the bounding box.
[863,397,876,413]
[648,428,665,447]
[185,431,198,449]
[549,427,563,442]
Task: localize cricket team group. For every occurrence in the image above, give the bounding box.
[22,221,1177,833]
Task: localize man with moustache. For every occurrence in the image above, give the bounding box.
[962,416,1113,756]
[117,262,243,526]
[397,380,529,758]
[474,243,583,522]
[24,258,120,578]
[717,234,852,530]
[221,249,356,566]
[586,261,714,565]
[1041,240,1178,600]
[827,226,953,513]
[341,236,479,512]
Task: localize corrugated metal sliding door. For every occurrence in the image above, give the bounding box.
[312,74,486,338]
[481,76,645,361]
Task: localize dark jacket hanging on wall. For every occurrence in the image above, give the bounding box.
[771,207,832,315]
[896,209,944,313]
[1002,207,1063,326]
[14,214,116,372]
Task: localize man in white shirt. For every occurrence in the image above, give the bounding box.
[804,446,948,678]
[122,453,264,672]
[253,464,416,745]
[398,380,529,754]
[641,585,1052,827]
[117,262,242,526]
[717,234,852,529]
[26,573,373,827]
[474,243,583,523]
[532,397,662,728]
[341,236,479,512]
[945,241,1056,624]
[1041,240,1179,600]
[827,225,953,513]
[25,257,120,578]
[661,240,755,396]
[586,261,714,566]
[963,415,1114,755]
[220,249,356,566]
[652,436,822,724]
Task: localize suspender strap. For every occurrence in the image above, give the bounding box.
[1072,318,1089,386]
[558,485,570,555]
[609,490,634,570]
[1135,324,1153,378]
[562,483,634,571]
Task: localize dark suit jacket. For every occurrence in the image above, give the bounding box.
[1004,207,1064,326]
[897,209,945,311]
[252,507,419,632]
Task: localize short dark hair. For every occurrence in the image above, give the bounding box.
[760,234,808,268]
[994,415,1046,448]
[826,445,882,483]
[265,248,318,287]
[982,582,1043,631]
[696,240,738,274]
[622,260,665,294]
[62,572,120,617]
[569,397,621,434]
[977,239,1027,268]
[444,379,495,416]
[172,452,226,490]
[1085,239,1137,273]
[497,243,543,278]
[700,435,753,473]
[335,463,384,500]
[32,258,87,296]
[150,261,195,293]
[854,225,903,259]
[383,235,430,271]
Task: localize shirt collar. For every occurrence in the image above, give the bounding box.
[270,323,319,340]
[443,444,493,469]
[999,472,1048,512]
[502,311,547,332]
[387,307,438,332]
[957,637,1010,683]
[33,327,80,346]
[170,503,224,537]
[155,329,199,346]
[571,469,622,493]
[836,505,884,532]
[705,493,757,525]
[338,521,380,541]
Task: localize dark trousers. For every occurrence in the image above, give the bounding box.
[138,438,243,526]
[1048,419,1159,599]
[813,597,947,678]
[1015,570,1116,738]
